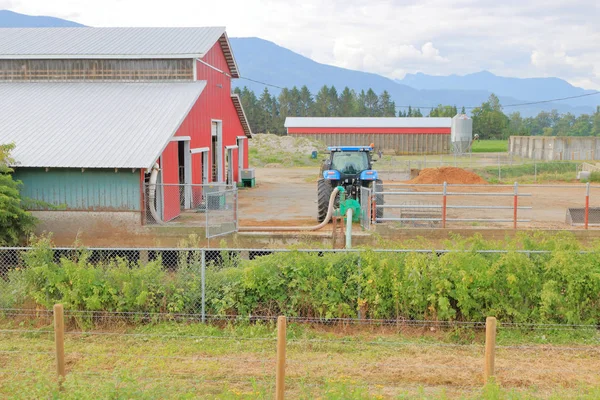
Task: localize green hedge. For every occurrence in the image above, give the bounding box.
[2,234,600,324]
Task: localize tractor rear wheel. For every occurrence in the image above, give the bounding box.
[317,178,333,222]
[374,179,384,221]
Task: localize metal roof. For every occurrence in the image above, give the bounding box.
[0,27,239,78]
[0,81,206,169]
[231,94,252,137]
[284,117,452,128]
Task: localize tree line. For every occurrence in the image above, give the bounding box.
[234,85,600,139]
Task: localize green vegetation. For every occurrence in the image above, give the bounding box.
[5,233,600,325]
[0,143,36,245]
[478,161,578,183]
[470,140,508,153]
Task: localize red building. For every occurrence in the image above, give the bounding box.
[285,117,452,154]
[0,27,252,223]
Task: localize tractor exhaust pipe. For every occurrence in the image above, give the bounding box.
[238,187,341,232]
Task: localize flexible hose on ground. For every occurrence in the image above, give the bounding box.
[238,187,340,232]
[148,163,164,225]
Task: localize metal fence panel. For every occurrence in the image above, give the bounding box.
[206,188,238,239]
[360,186,371,230]
[143,183,237,232]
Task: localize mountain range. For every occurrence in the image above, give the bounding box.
[1,10,597,117]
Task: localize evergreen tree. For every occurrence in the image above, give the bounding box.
[314,85,332,117]
[258,88,275,133]
[357,90,368,117]
[338,87,357,116]
[299,85,314,117]
[365,89,379,117]
[460,106,466,114]
[407,106,413,117]
[328,86,340,116]
[413,108,423,117]
[378,90,396,117]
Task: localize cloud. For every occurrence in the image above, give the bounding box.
[6,0,600,89]
[0,0,17,8]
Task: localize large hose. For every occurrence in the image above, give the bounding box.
[148,163,164,225]
[238,187,340,232]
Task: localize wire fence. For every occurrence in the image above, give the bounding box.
[142,183,237,237]
[1,309,599,399]
[376,153,584,184]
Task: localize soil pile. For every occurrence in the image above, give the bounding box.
[407,167,488,184]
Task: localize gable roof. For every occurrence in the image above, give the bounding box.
[0,27,239,78]
[0,81,206,169]
[231,94,252,137]
[285,117,452,129]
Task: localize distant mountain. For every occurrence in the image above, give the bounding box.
[398,71,598,108]
[1,10,596,117]
[0,10,84,27]
[230,38,596,116]
[229,37,422,103]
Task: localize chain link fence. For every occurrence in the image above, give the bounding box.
[143,183,238,237]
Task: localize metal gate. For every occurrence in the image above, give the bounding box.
[205,187,238,239]
[360,186,372,230]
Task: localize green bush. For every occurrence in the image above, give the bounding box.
[0,143,36,245]
[6,233,600,325]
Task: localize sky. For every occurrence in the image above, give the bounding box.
[2,0,599,89]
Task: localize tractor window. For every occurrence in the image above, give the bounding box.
[331,152,369,174]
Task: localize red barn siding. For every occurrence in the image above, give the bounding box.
[157,40,248,221]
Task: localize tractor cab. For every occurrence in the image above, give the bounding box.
[317,146,383,223]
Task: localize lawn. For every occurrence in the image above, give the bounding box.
[471,140,508,153]
[2,319,600,399]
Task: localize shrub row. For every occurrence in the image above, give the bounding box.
[2,234,600,324]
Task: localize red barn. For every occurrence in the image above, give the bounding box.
[0,27,252,223]
[284,117,451,154]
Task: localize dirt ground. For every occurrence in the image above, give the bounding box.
[238,167,598,231]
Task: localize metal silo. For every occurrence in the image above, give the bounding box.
[451,114,473,154]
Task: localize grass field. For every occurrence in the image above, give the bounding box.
[471,140,508,153]
[2,319,600,399]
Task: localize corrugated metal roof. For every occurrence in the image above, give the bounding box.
[0,27,239,78]
[0,81,206,169]
[284,117,452,128]
[231,94,252,137]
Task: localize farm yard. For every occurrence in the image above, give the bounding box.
[5,137,600,399]
[1,5,599,399]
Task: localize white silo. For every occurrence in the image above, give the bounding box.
[451,114,473,154]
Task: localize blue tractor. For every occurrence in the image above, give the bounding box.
[317,146,384,222]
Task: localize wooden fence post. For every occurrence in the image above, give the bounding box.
[53,304,66,384]
[484,316,497,385]
[276,316,287,400]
